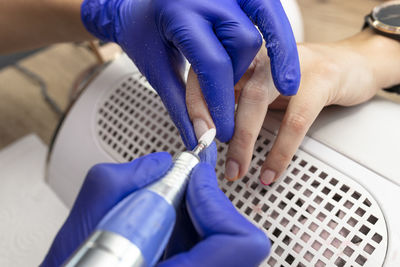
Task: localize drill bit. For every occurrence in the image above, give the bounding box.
[192,128,216,155]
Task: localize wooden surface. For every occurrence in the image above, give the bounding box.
[0,0,398,149]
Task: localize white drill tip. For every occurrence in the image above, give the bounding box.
[198,128,216,148]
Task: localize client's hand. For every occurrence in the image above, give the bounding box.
[187,46,279,181]
[186,28,400,185]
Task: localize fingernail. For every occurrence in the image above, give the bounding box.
[225,159,239,181]
[260,169,276,186]
[193,118,209,141]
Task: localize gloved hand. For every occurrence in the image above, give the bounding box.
[81,0,300,148]
[41,152,173,267]
[41,148,269,266]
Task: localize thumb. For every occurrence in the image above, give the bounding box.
[187,163,263,237]
[158,163,270,267]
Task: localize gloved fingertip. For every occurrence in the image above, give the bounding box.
[215,124,234,143]
[146,151,173,169]
[178,126,198,151]
[198,141,217,167]
[273,65,301,96]
[130,152,173,183]
[238,230,271,265]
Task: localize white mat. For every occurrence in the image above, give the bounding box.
[0,134,68,266]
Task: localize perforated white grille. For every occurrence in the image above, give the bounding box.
[95,73,387,267]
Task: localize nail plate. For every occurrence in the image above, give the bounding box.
[225,159,239,181]
[193,118,209,141]
[260,169,275,186]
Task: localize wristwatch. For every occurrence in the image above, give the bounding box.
[364,0,400,40]
[364,0,400,94]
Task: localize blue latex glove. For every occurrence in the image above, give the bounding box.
[160,162,270,267]
[41,147,269,266]
[81,0,300,148]
[41,152,173,267]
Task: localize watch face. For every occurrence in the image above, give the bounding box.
[373,1,400,27]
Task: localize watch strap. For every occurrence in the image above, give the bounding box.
[362,14,371,30]
[363,12,400,94]
[384,85,400,95]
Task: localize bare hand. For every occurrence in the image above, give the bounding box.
[186,29,400,185]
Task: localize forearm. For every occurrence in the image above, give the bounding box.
[0,0,93,54]
[340,28,400,89]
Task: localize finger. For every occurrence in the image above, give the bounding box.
[225,48,279,181]
[185,70,217,167]
[158,163,270,267]
[240,0,301,96]
[260,86,328,185]
[188,163,253,235]
[186,59,255,142]
[269,95,290,110]
[119,5,198,148]
[185,7,262,140]
[155,65,198,149]
[186,67,215,140]
[164,201,200,259]
[165,16,235,142]
[198,141,217,168]
[234,64,255,98]
[213,6,262,83]
[130,41,198,149]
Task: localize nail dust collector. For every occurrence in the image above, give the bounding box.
[46,54,400,267]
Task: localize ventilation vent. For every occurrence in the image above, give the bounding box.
[95,73,387,267]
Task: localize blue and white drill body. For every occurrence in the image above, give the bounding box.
[64,129,216,267]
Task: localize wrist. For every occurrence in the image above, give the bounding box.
[342,28,400,89]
